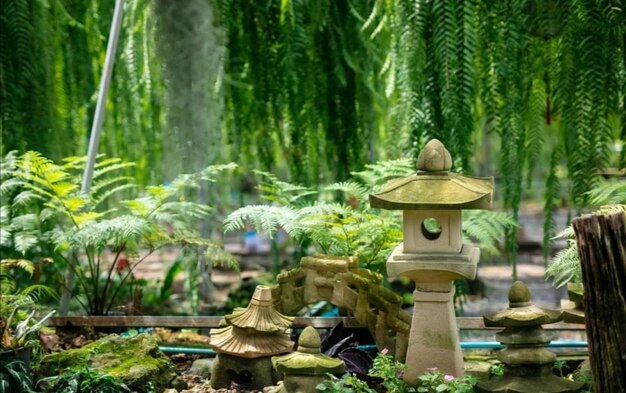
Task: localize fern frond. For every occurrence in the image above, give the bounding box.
[223,205,300,239]
[18,284,59,302]
[462,210,518,256]
[587,182,626,206]
[350,158,413,188]
[322,181,369,202]
[546,241,580,287]
[205,242,240,273]
[0,259,35,276]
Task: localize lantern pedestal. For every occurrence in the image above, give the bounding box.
[388,243,479,381]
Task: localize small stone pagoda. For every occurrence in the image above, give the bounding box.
[270,326,345,393]
[209,285,295,390]
[370,139,493,380]
[475,281,583,393]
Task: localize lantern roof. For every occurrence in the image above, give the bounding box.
[369,139,493,210]
[272,327,345,375]
[209,286,294,358]
[483,281,563,328]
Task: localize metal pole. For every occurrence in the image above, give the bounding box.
[60,0,126,316]
[81,0,126,193]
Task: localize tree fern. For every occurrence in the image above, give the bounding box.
[225,159,515,273]
[0,151,238,315]
[546,193,626,288]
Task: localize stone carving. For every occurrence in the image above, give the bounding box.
[475,281,583,393]
[271,254,411,360]
[270,326,345,392]
[209,285,294,390]
[369,139,493,381]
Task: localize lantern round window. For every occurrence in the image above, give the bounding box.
[421,218,442,240]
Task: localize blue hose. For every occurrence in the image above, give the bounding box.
[158,341,587,355]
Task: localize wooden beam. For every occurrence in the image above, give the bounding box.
[48,316,585,331]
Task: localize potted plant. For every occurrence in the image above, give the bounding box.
[0,305,55,367]
[0,259,57,368]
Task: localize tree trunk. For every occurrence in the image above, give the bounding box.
[572,212,626,393]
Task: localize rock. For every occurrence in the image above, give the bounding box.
[170,375,188,391]
[39,333,178,392]
[164,389,178,393]
[464,360,496,381]
[189,357,214,378]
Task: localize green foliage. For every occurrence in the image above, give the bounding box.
[0,151,237,315]
[317,351,478,393]
[216,0,391,185]
[0,0,165,184]
[2,0,623,283]
[415,368,477,393]
[316,373,377,393]
[225,159,515,274]
[546,179,626,287]
[369,350,415,393]
[0,360,37,393]
[489,363,504,376]
[572,367,593,393]
[0,258,57,350]
[37,367,130,393]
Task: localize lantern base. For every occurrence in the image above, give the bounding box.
[387,243,479,282]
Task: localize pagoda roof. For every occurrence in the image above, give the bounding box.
[226,286,294,332]
[209,326,294,358]
[484,281,563,327]
[272,327,345,375]
[369,139,493,210]
[209,285,295,358]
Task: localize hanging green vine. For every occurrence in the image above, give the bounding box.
[1,1,624,277]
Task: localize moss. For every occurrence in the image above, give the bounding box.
[39,333,179,392]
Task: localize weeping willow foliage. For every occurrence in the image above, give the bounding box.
[0,0,164,184]
[1,1,624,277]
[215,0,394,184]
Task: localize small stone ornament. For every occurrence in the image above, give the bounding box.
[209,285,294,390]
[475,281,583,393]
[270,326,345,393]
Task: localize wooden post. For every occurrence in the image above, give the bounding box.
[573,211,626,393]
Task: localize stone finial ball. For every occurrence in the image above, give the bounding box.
[416,139,453,172]
[508,281,532,304]
[297,326,321,354]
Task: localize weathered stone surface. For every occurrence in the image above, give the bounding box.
[39,333,180,392]
[209,286,294,359]
[210,353,276,391]
[369,139,493,210]
[416,139,452,172]
[476,281,582,393]
[189,358,214,378]
[271,327,345,393]
[464,360,498,381]
[209,286,293,390]
[367,140,494,381]
[484,281,562,327]
[272,254,411,360]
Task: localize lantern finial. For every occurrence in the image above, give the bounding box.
[416,139,452,172]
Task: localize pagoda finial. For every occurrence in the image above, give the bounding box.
[416,139,452,172]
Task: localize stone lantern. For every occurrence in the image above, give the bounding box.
[270,326,345,393]
[475,281,583,392]
[369,139,493,380]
